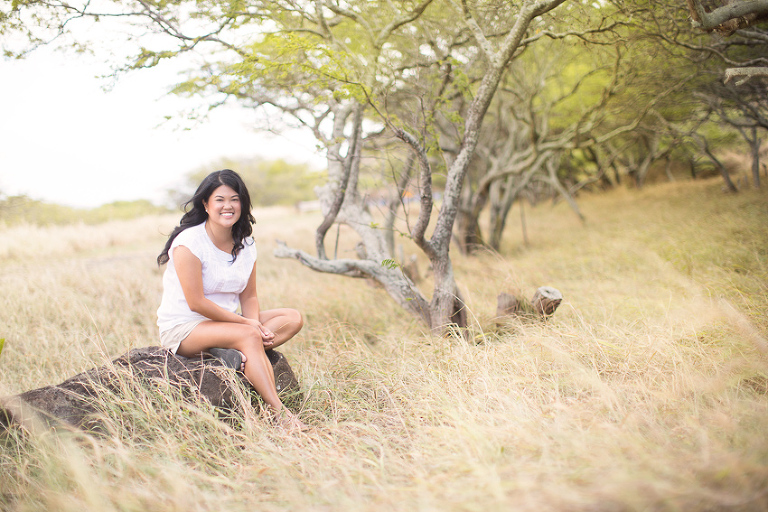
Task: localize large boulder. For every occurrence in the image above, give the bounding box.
[0,346,301,431]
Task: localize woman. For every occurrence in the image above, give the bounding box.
[157,169,305,431]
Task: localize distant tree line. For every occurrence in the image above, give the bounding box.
[170,158,323,209]
[0,195,170,226]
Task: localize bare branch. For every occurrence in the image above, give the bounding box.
[458,0,497,63]
[519,20,625,46]
[314,0,333,39]
[274,241,431,324]
[375,0,436,48]
[322,0,374,40]
[394,127,436,260]
[688,0,768,32]
[315,104,364,259]
[724,66,768,84]
[274,241,371,277]
[546,156,585,222]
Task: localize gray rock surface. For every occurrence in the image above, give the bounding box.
[1,346,301,431]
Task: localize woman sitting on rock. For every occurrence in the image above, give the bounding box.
[156,169,305,431]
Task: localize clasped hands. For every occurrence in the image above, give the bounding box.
[245,318,276,347]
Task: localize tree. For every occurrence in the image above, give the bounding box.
[448,14,690,254]
[578,0,757,193]
[686,0,768,83]
[273,0,573,331]
[696,79,767,187]
[679,0,768,188]
[5,0,619,333]
[620,0,767,190]
[451,37,620,254]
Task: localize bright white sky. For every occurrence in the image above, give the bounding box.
[0,48,324,208]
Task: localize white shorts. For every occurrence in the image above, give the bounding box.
[159,319,207,354]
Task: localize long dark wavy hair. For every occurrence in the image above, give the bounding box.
[157,169,256,266]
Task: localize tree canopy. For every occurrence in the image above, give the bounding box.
[3,0,766,331]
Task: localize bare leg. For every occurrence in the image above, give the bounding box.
[176,312,306,430]
[178,322,284,410]
[259,308,303,350]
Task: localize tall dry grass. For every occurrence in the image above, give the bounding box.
[1,179,767,511]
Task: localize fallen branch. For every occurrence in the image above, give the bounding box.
[496,286,563,322]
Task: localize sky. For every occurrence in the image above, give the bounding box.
[0,48,324,208]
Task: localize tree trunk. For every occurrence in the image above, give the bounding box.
[427,254,466,332]
[495,286,563,322]
[699,136,738,192]
[547,158,585,222]
[520,196,529,247]
[689,157,698,180]
[384,153,415,256]
[316,104,363,259]
[532,286,563,317]
[481,156,548,252]
[454,205,486,255]
[634,135,660,189]
[453,166,491,256]
[752,127,761,188]
[488,174,519,251]
[664,155,675,182]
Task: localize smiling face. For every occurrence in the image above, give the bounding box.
[203,184,242,230]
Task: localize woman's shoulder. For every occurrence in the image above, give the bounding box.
[242,237,257,259]
[172,222,207,248]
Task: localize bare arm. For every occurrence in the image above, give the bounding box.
[239,259,276,345]
[173,245,251,325]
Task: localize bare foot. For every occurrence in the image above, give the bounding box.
[274,408,309,433]
[239,352,246,372]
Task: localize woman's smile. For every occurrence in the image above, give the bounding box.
[204,184,242,228]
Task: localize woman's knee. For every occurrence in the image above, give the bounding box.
[291,309,304,331]
[236,326,265,352]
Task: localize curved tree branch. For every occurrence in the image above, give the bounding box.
[315,104,364,259]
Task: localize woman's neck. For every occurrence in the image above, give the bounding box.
[204,220,234,252]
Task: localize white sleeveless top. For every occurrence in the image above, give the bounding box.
[157,222,257,333]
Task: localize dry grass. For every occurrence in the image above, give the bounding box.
[1,179,767,511]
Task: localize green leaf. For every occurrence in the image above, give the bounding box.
[381,259,399,270]
[0,338,4,359]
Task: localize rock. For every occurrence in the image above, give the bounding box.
[0,346,301,431]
